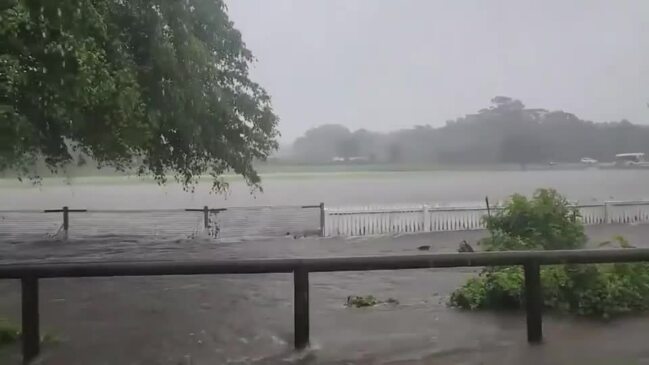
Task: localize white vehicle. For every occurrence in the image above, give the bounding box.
[615,153,648,167]
[580,157,598,164]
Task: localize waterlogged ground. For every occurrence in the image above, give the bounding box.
[2,170,649,363]
[1,225,649,364]
[2,169,649,209]
[6,169,649,243]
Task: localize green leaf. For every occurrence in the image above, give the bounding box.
[1,0,278,190]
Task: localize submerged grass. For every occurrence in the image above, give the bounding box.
[345,295,400,308]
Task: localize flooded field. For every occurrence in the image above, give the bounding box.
[2,170,649,364]
[2,169,649,210]
[1,225,649,364]
[3,168,649,242]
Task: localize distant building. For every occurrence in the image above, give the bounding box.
[331,156,369,163]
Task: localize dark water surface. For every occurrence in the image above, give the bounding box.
[2,225,649,364]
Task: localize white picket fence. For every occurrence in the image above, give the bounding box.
[323,201,649,237]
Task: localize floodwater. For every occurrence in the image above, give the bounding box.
[1,226,649,364]
[2,169,649,209]
[2,170,649,364]
[3,169,649,242]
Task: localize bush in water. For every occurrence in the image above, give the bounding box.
[345,295,399,308]
[346,295,380,307]
[0,320,19,347]
[481,188,587,251]
[449,188,649,318]
[0,319,60,348]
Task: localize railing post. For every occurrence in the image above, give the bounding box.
[62,206,69,240]
[293,267,310,349]
[203,206,209,229]
[524,261,542,343]
[21,277,40,364]
[604,202,610,224]
[319,202,325,237]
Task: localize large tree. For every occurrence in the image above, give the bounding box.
[0,0,278,190]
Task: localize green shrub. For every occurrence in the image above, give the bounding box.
[450,267,524,310]
[0,321,19,347]
[450,188,649,318]
[481,189,586,251]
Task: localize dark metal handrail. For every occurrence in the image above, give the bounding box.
[4,248,649,364]
[3,249,649,278]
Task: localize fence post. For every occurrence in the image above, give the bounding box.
[319,202,325,237]
[203,206,209,229]
[604,202,610,224]
[294,267,310,349]
[524,262,542,343]
[21,277,40,364]
[422,205,430,232]
[62,206,69,240]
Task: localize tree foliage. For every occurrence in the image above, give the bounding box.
[290,97,649,165]
[481,189,586,251]
[450,188,649,318]
[0,0,278,190]
[292,124,352,162]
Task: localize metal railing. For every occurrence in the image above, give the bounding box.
[3,248,649,364]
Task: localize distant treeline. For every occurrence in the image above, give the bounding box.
[291,97,649,165]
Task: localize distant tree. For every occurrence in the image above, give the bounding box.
[0,0,278,190]
[289,97,649,166]
[293,124,351,162]
[337,137,359,159]
[349,129,377,159]
[388,143,402,163]
[501,133,545,168]
[489,96,525,111]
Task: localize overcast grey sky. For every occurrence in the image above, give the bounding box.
[227,0,648,142]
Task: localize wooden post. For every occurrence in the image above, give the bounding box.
[203,206,209,229]
[21,277,40,364]
[485,196,491,217]
[62,206,69,239]
[319,202,325,237]
[524,262,542,343]
[293,267,310,349]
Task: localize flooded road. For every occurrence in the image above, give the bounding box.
[2,225,649,364]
